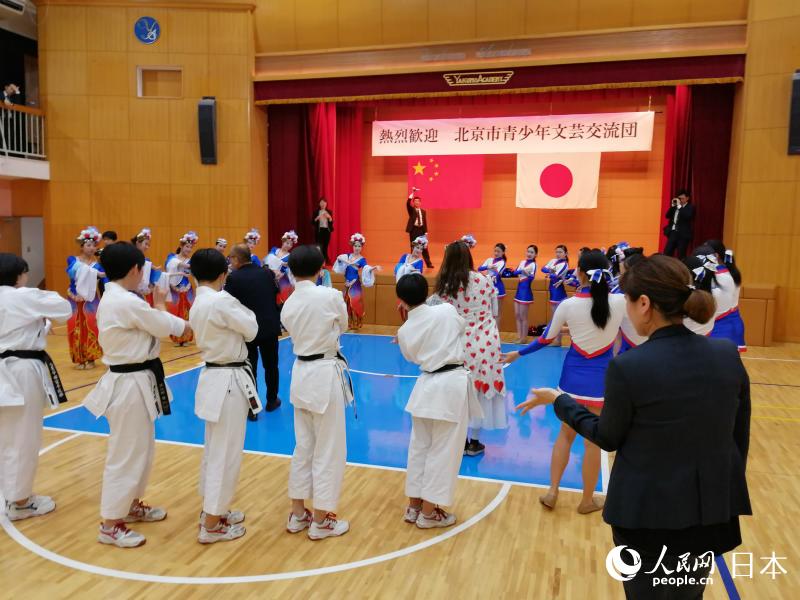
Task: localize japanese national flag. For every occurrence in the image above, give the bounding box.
[515,153,601,209]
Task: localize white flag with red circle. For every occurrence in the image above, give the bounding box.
[515,153,601,209]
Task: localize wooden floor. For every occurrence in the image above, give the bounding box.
[1,325,798,599]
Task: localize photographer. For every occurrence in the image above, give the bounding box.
[3,83,21,106]
[663,189,694,259]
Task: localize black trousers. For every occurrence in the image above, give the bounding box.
[315,228,331,264]
[247,336,279,404]
[664,232,692,259]
[408,226,432,266]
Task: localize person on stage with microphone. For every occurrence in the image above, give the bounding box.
[405,188,434,269]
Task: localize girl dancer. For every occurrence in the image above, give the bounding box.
[215,238,228,253]
[682,254,717,336]
[460,234,477,249]
[541,245,570,345]
[333,233,380,330]
[395,235,427,322]
[131,228,160,306]
[705,240,746,352]
[478,243,507,321]
[244,229,262,267]
[66,227,104,369]
[503,250,624,513]
[512,245,538,344]
[433,241,507,457]
[165,231,197,346]
[613,247,647,354]
[266,230,298,306]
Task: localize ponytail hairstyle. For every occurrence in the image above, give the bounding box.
[577,250,612,329]
[682,255,714,294]
[555,244,568,264]
[494,242,507,263]
[606,245,620,276]
[705,239,742,286]
[621,254,715,325]
[691,244,719,288]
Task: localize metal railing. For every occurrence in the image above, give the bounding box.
[0,103,46,159]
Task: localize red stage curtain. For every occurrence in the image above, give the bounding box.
[659,85,692,251]
[333,106,363,258]
[308,103,337,211]
[689,84,734,246]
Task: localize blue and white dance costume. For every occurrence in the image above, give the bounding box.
[478,257,506,298]
[513,259,536,304]
[251,254,262,267]
[709,266,746,352]
[541,259,569,305]
[394,253,424,281]
[518,288,624,406]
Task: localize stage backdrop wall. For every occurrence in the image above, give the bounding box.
[359,89,666,268]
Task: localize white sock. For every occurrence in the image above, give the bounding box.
[470,428,481,441]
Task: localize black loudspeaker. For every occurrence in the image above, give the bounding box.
[790,70,800,155]
[198,96,217,165]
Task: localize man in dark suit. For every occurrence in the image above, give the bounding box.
[405,189,433,268]
[663,189,694,259]
[225,244,282,419]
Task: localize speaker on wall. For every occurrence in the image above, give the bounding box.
[790,70,800,155]
[198,96,217,165]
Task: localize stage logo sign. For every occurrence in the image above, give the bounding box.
[372,111,654,156]
[442,71,514,86]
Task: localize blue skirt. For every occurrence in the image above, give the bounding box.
[495,278,506,298]
[617,336,634,355]
[514,281,534,303]
[549,283,567,304]
[558,346,613,404]
[710,310,746,351]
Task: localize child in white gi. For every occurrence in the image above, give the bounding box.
[396,273,482,528]
[189,248,259,544]
[281,245,352,540]
[84,242,191,548]
[0,253,71,521]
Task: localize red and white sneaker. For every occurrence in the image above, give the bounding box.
[308,513,350,540]
[416,507,456,529]
[198,518,246,544]
[286,508,312,533]
[403,506,421,524]
[124,500,167,523]
[5,495,56,521]
[98,523,146,548]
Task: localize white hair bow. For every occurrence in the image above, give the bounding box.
[586,268,613,284]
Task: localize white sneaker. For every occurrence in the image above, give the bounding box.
[286,508,312,533]
[98,523,146,548]
[124,500,167,523]
[404,506,421,524]
[200,510,245,526]
[308,513,350,540]
[416,507,456,529]
[5,495,56,521]
[198,519,246,544]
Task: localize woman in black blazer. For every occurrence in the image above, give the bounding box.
[311,197,333,265]
[517,254,751,600]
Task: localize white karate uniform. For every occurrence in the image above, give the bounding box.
[190,286,259,516]
[0,286,71,503]
[281,280,351,512]
[397,303,482,507]
[83,282,186,520]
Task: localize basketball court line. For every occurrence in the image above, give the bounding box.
[0,432,512,585]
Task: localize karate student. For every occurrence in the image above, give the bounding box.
[281,245,352,540]
[84,242,191,548]
[0,254,71,521]
[189,248,259,544]
[396,273,482,528]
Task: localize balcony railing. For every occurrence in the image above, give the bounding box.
[0,103,46,160]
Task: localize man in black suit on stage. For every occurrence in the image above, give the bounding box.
[663,189,695,259]
[225,244,282,419]
[405,188,434,268]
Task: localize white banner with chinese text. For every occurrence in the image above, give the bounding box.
[372,111,654,156]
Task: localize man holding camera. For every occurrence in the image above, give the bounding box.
[663,189,694,259]
[405,188,434,269]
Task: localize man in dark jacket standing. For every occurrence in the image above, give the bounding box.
[225,244,281,419]
[405,189,434,268]
[663,189,695,259]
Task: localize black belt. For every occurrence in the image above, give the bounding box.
[205,360,260,412]
[297,352,346,362]
[0,349,67,405]
[109,358,170,416]
[424,363,463,375]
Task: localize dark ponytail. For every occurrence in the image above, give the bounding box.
[682,255,714,294]
[705,239,742,286]
[578,250,611,329]
[606,245,620,277]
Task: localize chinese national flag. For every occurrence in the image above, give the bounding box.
[407,155,484,209]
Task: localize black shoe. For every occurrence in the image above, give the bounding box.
[266,398,282,412]
[247,410,258,422]
[465,439,485,456]
[464,438,470,454]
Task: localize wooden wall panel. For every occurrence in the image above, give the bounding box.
[129,98,170,141]
[39,5,87,51]
[42,51,88,96]
[45,95,89,140]
[476,0,525,38]
[254,0,297,53]
[295,0,339,51]
[88,96,129,140]
[87,52,129,96]
[86,7,128,52]
[166,10,209,54]
[337,0,382,47]
[428,0,477,42]
[380,0,429,45]
[632,0,691,26]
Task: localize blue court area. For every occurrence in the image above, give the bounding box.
[45,334,601,492]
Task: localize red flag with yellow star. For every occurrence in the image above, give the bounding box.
[407,155,484,209]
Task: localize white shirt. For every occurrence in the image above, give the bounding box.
[712,270,738,318]
[96,282,186,366]
[415,208,423,227]
[541,292,625,355]
[189,286,259,422]
[0,286,71,407]
[281,279,350,413]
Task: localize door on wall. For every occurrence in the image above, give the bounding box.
[0,216,21,254]
[20,216,44,287]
